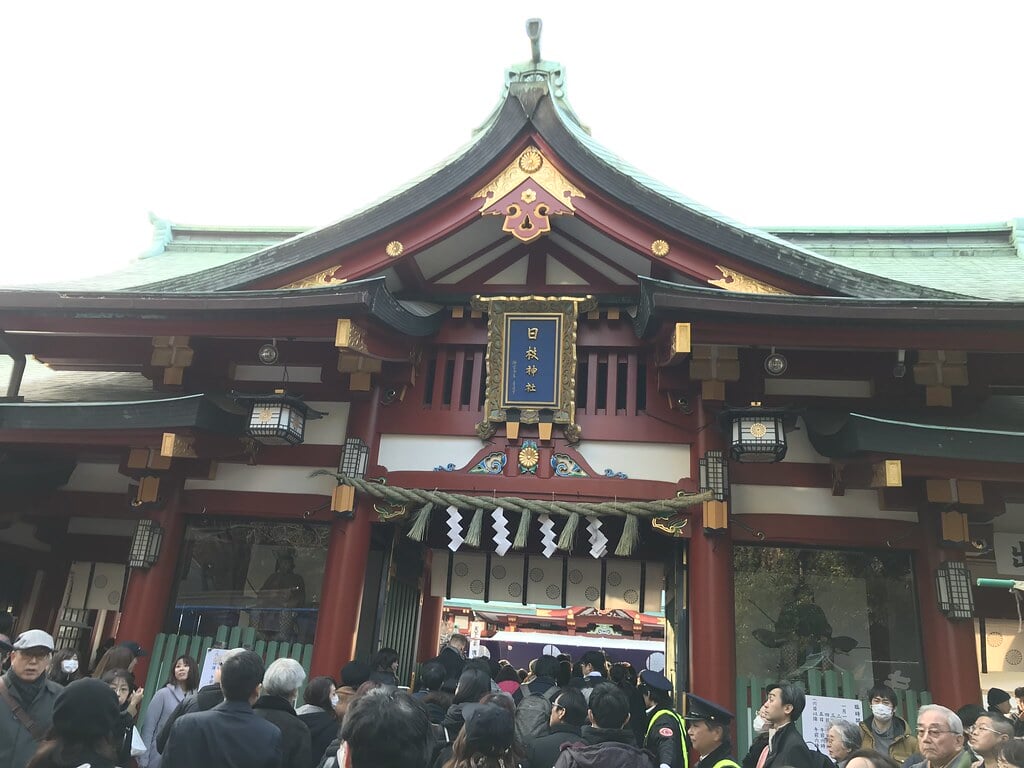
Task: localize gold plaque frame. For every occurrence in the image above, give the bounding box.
[471,295,596,427]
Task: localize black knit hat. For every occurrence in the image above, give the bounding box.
[463,703,515,755]
[53,678,122,739]
[988,687,1012,708]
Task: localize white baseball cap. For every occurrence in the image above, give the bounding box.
[12,629,55,651]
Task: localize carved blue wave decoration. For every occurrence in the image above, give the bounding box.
[551,453,588,478]
[469,451,507,475]
[603,469,628,479]
[433,463,457,472]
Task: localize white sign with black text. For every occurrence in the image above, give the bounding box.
[802,695,864,754]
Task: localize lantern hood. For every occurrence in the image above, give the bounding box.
[230,391,327,420]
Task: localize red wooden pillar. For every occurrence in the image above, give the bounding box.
[915,509,980,707]
[116,482,186,683]
[687,395,737,711]
[417,549,443,663]
[310,389,380,678]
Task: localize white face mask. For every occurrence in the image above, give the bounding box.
[871,703,894,720]
[330,694,339,708]
[61,659,79,674]
[753,715,769,733]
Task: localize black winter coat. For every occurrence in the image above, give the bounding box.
[253,694,313,768]
[763,722,815,768]
[525,722,582,768]
[296,705,339,768]
[156,682,224,753]
[643,709,688,768]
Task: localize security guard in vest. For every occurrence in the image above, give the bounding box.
[684,694,740,768]
[639,669,689,768]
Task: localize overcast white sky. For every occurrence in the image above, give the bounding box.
[2,2,1023,287]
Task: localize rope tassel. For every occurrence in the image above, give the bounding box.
[513,509,531,550]
[614,514,639,557]
[466,507,485,547]
[407,502,434,542]
[557,511,580,551]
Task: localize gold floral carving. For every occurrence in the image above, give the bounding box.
[471,147,585,215]
[708,265,790,295]
[385,241,404,258]
[651,239,670,258]
[281,265,345,290]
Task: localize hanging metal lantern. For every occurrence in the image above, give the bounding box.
[128,519,164,568]
[698,450,729,501]
[935,560,974,620]
[720,403,789,463]
[234,391,325,446]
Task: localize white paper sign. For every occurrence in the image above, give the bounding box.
[993,533,1024,577]
[802,695,863,753]
[198,648,230,688]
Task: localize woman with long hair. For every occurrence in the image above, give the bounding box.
[27,678,123,768]
[296,676,339,768]
[92,646,138,681]
[100,668,143,766]
[140,654,197,768]
[443,700,517,768]
[47,648,83,687]
[369,647,400,687]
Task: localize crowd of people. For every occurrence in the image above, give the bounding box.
[4,623,1024,768]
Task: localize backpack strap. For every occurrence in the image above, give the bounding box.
[0,678,46,741]
[541,685,559,701]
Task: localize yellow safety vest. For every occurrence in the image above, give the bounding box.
[645,708,690,768]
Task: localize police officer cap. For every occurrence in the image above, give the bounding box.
[640,669,673,693]
[684,693,734,725]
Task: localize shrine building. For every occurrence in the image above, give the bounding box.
[3,23,1024,743]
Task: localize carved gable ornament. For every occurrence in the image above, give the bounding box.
[473,147,585,243]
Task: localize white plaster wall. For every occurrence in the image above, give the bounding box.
[782,418,829,464]
[731,484,917,522]
[63,463,128,494]
[576,442,690,482]
[378,435,484,472]
[184,464,338,495]
[994,503,1024,533]
[302,401,350,446]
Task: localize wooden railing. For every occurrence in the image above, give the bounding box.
[139,625,314,720]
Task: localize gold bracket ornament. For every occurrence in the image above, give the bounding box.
[472,147,585,242]
[708,265,789,295]
[281,265,345,290]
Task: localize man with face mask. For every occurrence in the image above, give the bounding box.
[858,683,917,763]
[741,705,770,768]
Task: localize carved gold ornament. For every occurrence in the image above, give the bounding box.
[709,265,789,295]
[385,241,404,258]
[518,147,544,173]
[749,422,768,438]
[518,444,540,469]
[473,147,585,243]
[281,265,345,290]
[651,239,670,257]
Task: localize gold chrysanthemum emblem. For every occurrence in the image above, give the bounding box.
[385,240,404,258]
[518,148,543,174]
[651,239,670,257]
[749,422,768,438]
[519,445,540,468]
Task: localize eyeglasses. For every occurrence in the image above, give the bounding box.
[972,725,1001,736]
[916,728,955,739]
